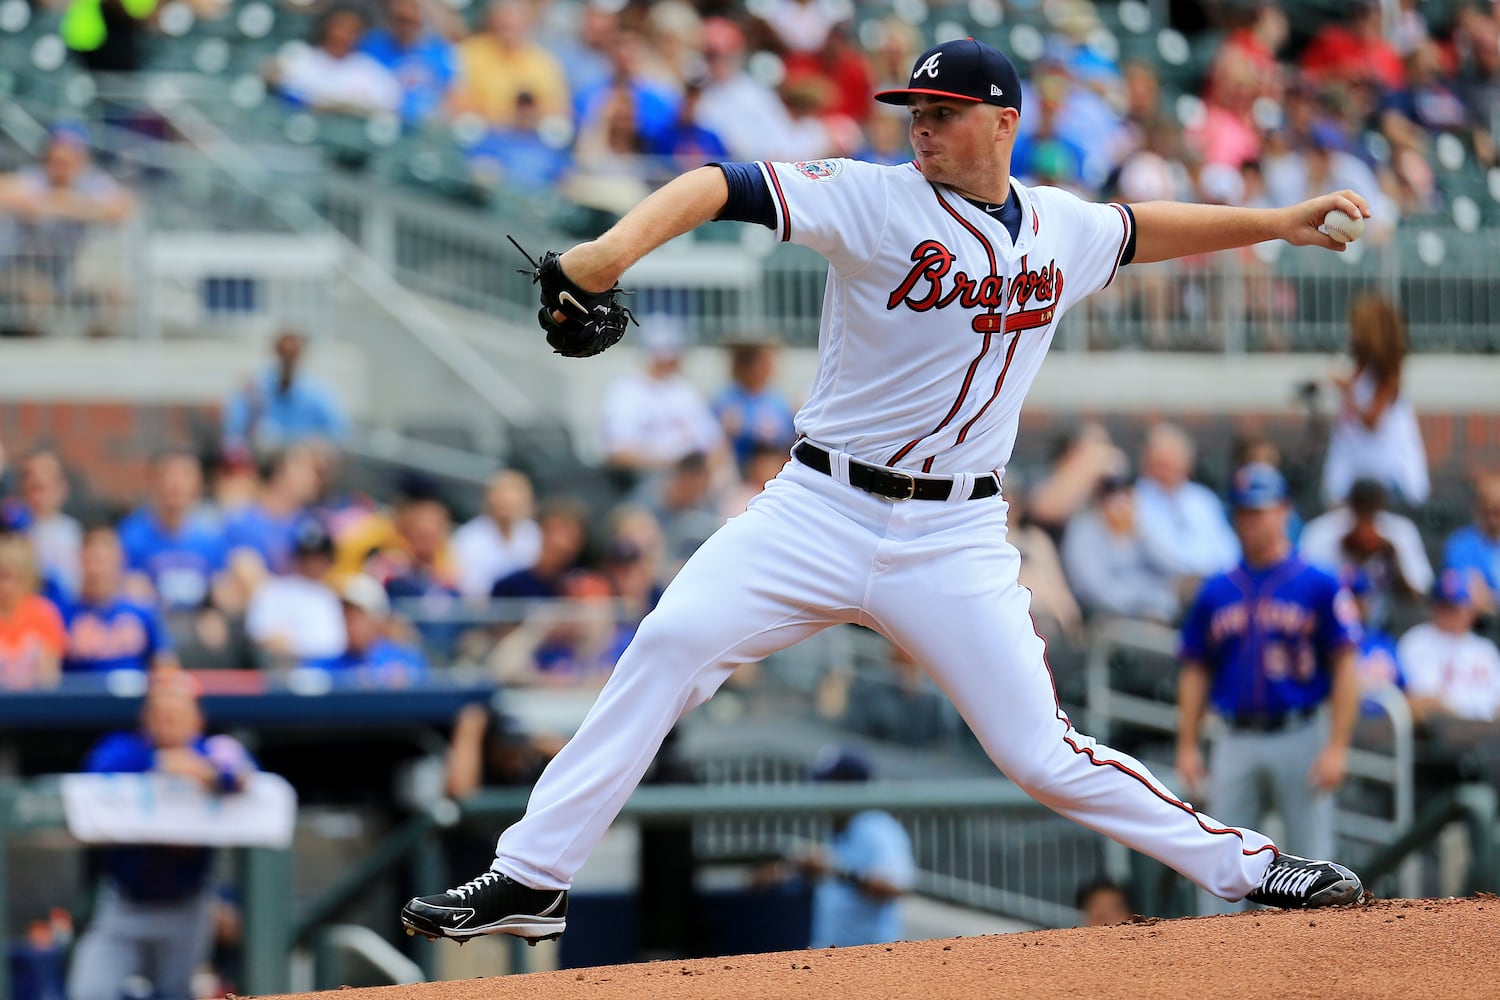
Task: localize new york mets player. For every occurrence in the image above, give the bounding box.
[1175,463,1363,914]
[404,37,1368,943]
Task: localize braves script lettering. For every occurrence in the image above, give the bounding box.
[886,241,1064,333]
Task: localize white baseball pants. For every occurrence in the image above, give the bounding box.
[494,458,1276,900]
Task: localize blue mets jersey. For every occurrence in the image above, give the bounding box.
[1179,555,1361,717]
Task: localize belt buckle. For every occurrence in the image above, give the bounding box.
[888,471,917,502]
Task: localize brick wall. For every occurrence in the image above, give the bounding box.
[0,402,220,504]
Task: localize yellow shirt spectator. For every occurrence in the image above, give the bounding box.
[453,1,571,126]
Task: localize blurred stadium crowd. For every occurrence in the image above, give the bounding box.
[3,0,1500,993]
[4,0,1500,234]
[0,297,1496,717]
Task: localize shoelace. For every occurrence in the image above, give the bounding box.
[1260,864,1323,898]
[447,871,505,901]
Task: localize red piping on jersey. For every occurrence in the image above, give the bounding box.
[952,323,1023,446]
[888,189,1002,467]
[1104,203,1131,289]
[764,162,791,243]
[891,331,991,466]
[1027,610,1279,861]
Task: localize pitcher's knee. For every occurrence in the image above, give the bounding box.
[620,613,729,683]
[997,739,1084,794]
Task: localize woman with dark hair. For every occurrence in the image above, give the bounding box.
[1322,292,1430,506]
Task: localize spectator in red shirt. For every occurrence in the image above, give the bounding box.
[1207,2,1287,107]
[1300,1,1405,91]
[781,22,874,125]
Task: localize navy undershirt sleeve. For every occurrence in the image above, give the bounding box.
[711,161,777,230]
[1120,203,1138,267]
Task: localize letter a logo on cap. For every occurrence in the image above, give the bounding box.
[914,52,942,79]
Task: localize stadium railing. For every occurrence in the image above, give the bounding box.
[0,225,148,338]
[1080,616,1422,899]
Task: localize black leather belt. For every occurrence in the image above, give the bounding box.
[793,441,1000,502]
[1225,705,1318,733]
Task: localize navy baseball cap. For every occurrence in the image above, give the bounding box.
[1432,570,1471,606]
[291,517,335,557]
[875,38,1023,112]
[1229,463,1288,509]
[811,745,873,783]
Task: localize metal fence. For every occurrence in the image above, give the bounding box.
[322,174,1500,352]
[0,226,147,338]
[6,72,1499,353]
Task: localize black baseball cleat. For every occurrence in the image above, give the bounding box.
[401,871,567,944]
[1244,852,1364,909]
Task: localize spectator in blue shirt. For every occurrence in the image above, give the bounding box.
[312,574,428,686]
[63,522,178,675]
[648,77,729,174]
[359,0,457,125]
[224,446,319,576]
[573,27,679,152]
[467,92,573,193]
[68,671,257,1000]
[222,330,349,457]
[1443,470,1500,617]
[711,340,796,470]
[800,747,914,949]
[118,451,230,611]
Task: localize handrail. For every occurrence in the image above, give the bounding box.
[314,924,425,988]
[346,426,499,488]
[1359,782,1497,893]
[143,96,538,424]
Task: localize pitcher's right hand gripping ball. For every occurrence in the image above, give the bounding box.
[509,236,636,358]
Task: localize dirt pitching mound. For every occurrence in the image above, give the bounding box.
[267,895,1498,1000]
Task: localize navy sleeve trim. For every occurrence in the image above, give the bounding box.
[712,161,777,231]
[1103,202,1136,289]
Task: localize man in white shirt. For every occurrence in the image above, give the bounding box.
[693,17,803,161]
[452,470,542,600]
[273,6,403,117]
[19,449,82,596]
[599,317,726,479]
[1299,478,1433,627]
[1133,422,1240,583]
[244,519,345,666]
[1397,572,1500,724]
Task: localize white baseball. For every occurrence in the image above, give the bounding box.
[1319,209,1366,243]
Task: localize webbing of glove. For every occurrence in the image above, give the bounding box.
[509,237,636,359]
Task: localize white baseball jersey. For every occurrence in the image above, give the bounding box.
[489,156,1280,910]
[1396,623,1500,721]
[756,157,1132,475]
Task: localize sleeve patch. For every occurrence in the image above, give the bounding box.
[793,158,844,181]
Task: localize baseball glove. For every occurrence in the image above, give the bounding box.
[509,236,636,358]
